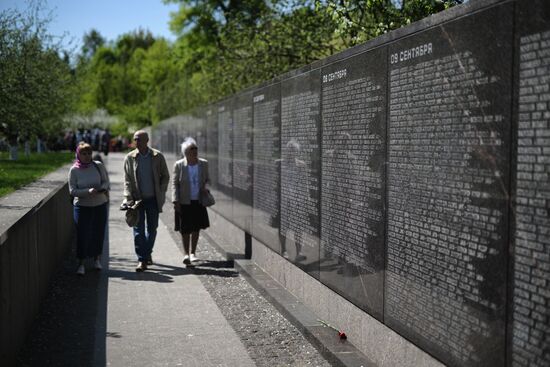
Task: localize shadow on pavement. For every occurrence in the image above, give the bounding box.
[155,261,239,278]
[16,239,109,367]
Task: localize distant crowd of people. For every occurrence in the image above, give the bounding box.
[0,128,133,154]
[63,129,131,154]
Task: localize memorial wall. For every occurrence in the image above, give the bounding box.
[153,1,549,366]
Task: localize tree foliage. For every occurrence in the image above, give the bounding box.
[73,29,163,134]
[321,0,465,47]
[156,0,464,108]
[71,0,465,132]
[0,4,73,148]
[80,28,105,61]
[0,0,465,146]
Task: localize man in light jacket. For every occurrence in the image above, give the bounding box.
[123,130,170,272]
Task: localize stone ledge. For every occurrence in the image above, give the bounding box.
[0,163,72,246]
[235,259,377,367]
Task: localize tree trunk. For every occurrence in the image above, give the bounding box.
[37,138,43,153]
[9,145,18,160]
[24,141,31,156]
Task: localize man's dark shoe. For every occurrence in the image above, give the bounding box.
[147,256,153,266]
[136,261,147,272]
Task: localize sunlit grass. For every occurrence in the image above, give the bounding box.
[0,151,74,198]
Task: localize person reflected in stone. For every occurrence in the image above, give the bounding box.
[172,137,211,266]
[279,138,307,262]
[123,130,170,272]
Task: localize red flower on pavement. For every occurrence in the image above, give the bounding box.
[318,319,347,341]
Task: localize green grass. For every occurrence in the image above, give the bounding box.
[0,151,74,198]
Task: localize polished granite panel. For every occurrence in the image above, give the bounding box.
[172,115,194,157]
[213,100,234,220]
[193,109,207,154]
[157,127,167,155]
[167,127,176,157]
[385,4,513,367]
[232,91,254,232]
[319,47,387,320]
[205,105,219,191]
[511,2,550,367]
[181,112,206,153]
[251,83,282,253]
[280,69,321,279]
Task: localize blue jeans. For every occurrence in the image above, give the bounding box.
[73,203,108,260]
[134,197,159,262]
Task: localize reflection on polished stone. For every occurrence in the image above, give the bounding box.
[216,99,234,220]
[252,82,282,252]
[204,105,219,193]
[319,47,387,319]
[319,250,384,321]
[385,5,512,367]
[280,69,321,278]
[232,91,254,232]
[511,2,550,367]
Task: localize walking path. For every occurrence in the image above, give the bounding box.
[102,154,255,366]
[16,152,332,367]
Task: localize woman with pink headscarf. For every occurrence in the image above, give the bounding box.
[68,142,110,275]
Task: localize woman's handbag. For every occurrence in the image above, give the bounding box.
[200,190,215,207]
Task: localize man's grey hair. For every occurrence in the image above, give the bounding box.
[134,130,149,140]
[181,137,198,155]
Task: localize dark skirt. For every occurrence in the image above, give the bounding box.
[73,202,108,259]
[175,200,210,234]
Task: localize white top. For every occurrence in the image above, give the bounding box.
[187,164,200,200]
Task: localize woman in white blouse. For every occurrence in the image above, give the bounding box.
[171,137,210,265]
[68,142,110,275]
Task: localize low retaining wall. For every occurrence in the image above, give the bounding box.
[0,165,74,365]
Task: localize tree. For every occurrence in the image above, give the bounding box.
[80,29,105,61]
[70,0,466,129]
[320,0,466,48]
[161,0,464,112]
[72,29,161,133]
[0,3,73,159]
[164,0,339,105]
